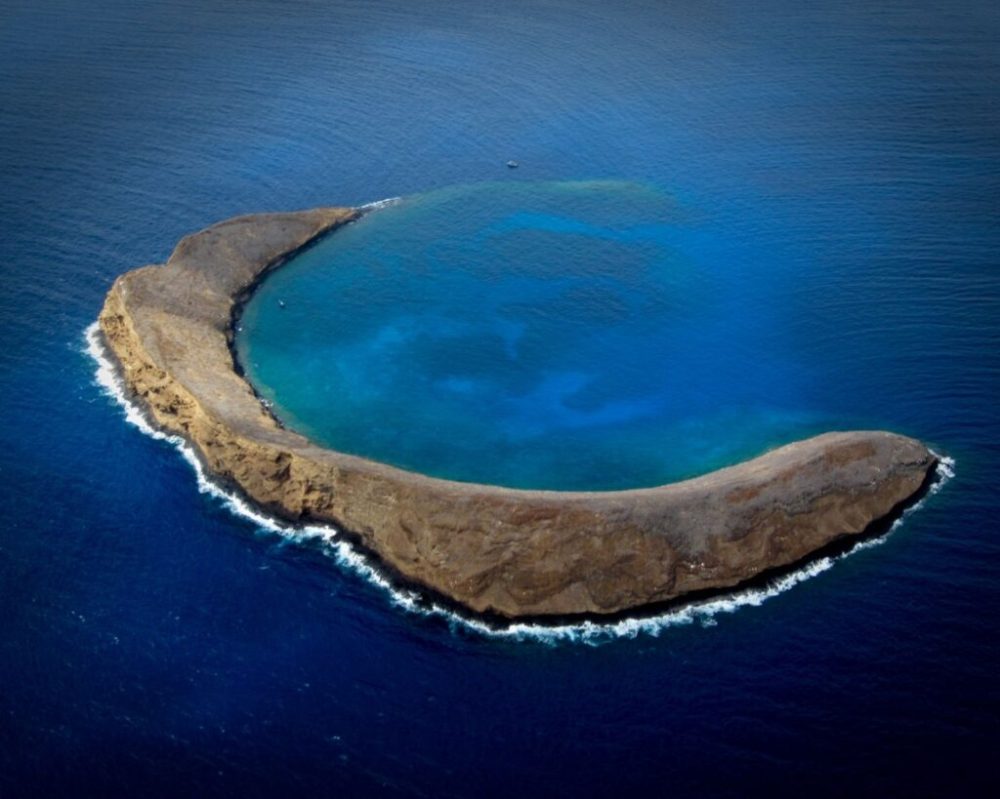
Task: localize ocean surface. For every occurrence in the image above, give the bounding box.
[1,1,998,796]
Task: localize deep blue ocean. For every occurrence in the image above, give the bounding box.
[2,1,998,796]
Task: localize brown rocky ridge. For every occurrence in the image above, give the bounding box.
[97,206,938,621]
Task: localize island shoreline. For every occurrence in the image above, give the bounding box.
[96,205,940,620]
[85,325,952,632]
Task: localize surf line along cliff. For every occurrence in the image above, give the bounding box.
[97,206,938,621]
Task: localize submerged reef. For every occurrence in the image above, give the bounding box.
[98,207,937,620]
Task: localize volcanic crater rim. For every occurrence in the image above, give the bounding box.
[97,203,939,619]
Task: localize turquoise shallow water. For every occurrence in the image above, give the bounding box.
[238,180,832,489]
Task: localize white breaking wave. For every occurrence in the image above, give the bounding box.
[83,322,955,645]
[358,196,402,212]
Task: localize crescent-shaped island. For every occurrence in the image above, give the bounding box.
[97,205,938,621]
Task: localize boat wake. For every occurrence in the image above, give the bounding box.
[84,322,955,645]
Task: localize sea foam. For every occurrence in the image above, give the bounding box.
[358,196,402,212]
[84,321,955,645]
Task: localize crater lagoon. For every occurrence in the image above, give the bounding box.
[236,180,837,490]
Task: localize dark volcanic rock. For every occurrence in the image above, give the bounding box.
[98,207,938,620]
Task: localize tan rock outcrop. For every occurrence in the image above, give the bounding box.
[97,207,937,620]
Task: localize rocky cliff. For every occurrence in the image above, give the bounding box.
[97,207,938,620]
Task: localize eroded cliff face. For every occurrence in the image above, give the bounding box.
[98,207,938,620]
